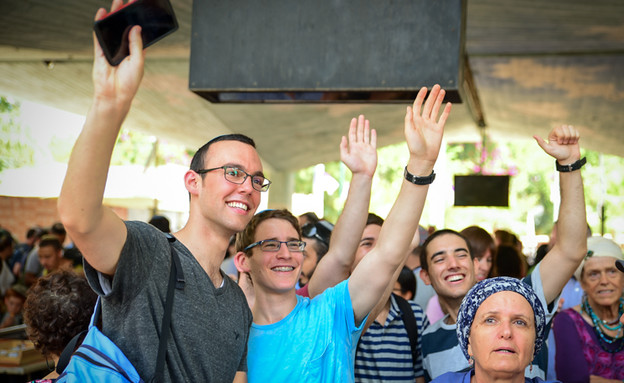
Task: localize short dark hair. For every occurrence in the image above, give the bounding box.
[189,134,256,173]
[236,209,301,254]
[26,227,44,240]
[50,222,66,237]
[396,266,416,299]
[299,212,320,225]
[148,215,171,233]
[39,235,62,251]
[420,229,473,272]
[0,229,15,253]
[23,270,97,357]
[366,213,385,227]
[493,245,524,279]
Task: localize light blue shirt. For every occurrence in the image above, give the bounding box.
[247,280,365,383]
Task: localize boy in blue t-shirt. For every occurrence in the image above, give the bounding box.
[234,85,452,382]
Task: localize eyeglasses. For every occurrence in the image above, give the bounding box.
[196,166,271,192]
[244,239,306,252]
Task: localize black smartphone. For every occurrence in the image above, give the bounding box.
[93,0,178,66]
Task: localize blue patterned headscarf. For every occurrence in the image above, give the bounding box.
[456,276,546,360]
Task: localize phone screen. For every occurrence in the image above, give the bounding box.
[93,0,178,66]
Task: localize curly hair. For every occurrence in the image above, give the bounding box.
[23,270,97,357]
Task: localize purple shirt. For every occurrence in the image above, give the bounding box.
[553,308,624,382]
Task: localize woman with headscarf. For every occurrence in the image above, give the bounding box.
[431,276,554,383]
[552,236,624,382]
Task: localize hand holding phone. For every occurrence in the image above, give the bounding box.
[94,0,178,66]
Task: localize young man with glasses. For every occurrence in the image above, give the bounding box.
[234,85,452,382]
[58,3,260,381]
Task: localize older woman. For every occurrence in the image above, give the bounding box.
[552,237,624,382]
[432,276,554,383]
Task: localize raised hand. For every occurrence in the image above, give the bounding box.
[404,85,452,169]
[340,115,378,178]
[92,0,145,110]
[533,125,581,164]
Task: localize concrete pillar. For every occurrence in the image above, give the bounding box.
[267,170,294,210]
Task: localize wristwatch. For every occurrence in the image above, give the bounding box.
[404,167,436,185]
[555,157,586,172]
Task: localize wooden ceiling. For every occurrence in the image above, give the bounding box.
[1,0,623,173]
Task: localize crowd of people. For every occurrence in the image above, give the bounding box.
[0,1,622,382]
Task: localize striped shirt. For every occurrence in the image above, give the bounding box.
[355,295,429,382]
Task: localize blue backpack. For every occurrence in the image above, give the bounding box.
[56,235,184,382]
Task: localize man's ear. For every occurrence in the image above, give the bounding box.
[234,251,251,274]
[420,268,432,286]
[184,170,201,196]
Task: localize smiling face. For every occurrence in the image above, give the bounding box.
[194,140,263,234]
[468,291,536,380]
[421,233,478,302]
[242,218,304,294]
[581,256,624,308]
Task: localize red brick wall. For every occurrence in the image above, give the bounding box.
[0,196,128,244]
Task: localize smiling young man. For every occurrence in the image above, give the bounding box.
[235,85,452,382]
[58,2,259,381]
[419,125,588,382]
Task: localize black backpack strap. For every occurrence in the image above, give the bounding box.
[56,297,103,374]
[152,234,185,383]
[392,293,419,366]
[56,329,87,373]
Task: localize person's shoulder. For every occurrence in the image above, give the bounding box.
[430,370,470,383]
[408,299,425,315]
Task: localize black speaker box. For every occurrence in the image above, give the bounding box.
[454,175,510,207]
[189,0,466,103]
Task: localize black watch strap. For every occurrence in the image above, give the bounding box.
[404,167,436,185]
[556,157,586,172]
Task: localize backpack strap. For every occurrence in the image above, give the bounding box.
[56,297,102,374]
[392,293,419,366]
[151,234,186,382]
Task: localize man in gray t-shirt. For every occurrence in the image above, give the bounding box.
[58,2,267,380]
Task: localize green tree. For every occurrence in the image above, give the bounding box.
[0,96,35,172]
[294,136,624,240]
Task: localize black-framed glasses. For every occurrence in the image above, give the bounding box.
[244,239,306,252]
[196,166,271,192]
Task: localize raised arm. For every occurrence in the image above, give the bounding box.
[349,85,452,325]
[533,125,587,304]
[306,115,377,298]
[57,0,145,276]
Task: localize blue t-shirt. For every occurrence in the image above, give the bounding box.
[247,279,365,383]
